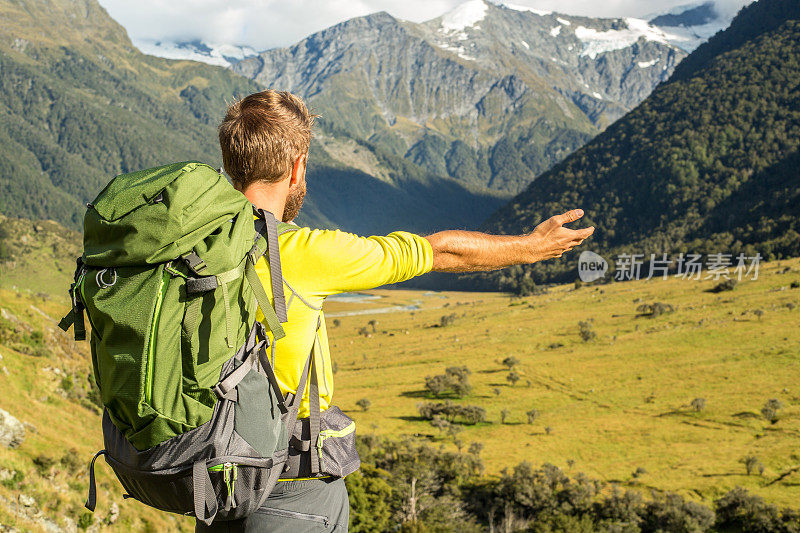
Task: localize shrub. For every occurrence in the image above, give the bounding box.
[77,512,94,530]
[578,320,596,341]
[440,314,457,327]
[356,398,371,412]
[0,470,24,490]
[709,279,738,293]
[714,487,789,531]
[500,409,510,424]
[418,401,486,425]
[636,302,676,318]
[501,356,520,369]
[641,493,715,532]
[33,454,56,475]
[691,398,706,412]
[424,366,472,398]
[506,372,520,386]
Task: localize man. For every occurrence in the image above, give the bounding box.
[203,90,594,532]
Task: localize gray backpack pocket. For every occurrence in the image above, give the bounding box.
[317,406,360,478]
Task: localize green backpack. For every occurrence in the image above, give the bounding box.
[59,162,309,525]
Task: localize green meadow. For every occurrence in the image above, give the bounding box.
[327,259,800,508]
[0,248,798,530]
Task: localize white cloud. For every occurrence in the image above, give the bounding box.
[97,0,754,51]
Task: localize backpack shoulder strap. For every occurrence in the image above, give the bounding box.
[277,222,300,236]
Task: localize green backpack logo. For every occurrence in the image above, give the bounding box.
[59,162,309,524]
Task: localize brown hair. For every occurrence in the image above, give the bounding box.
[218,90,316,188]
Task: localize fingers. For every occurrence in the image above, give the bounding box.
[563,226,595,241]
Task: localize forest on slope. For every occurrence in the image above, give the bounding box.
[0,0,505,236]
[480,0,800,290]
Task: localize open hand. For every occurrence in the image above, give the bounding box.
[529,209,595,261]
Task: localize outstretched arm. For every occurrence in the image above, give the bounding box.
[425,209,594,273]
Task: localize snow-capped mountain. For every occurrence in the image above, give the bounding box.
[123,0,744,197]
[648,0,753,52]
[133,39,257,67]
[230,0,686,195]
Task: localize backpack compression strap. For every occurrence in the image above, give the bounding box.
[183,210,288,342]
[253,209,288,323]
[58,258,87,341]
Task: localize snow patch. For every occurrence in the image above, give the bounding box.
[134,39,256,67]
[502,3,552,16]
[592,92,602,99]
[441,0,488,32]
[550,25,561,37]
[574,18,677,59]
[521,40,530,49]
[556,17,571,26]
[655,20,729,52]
[637,58,659,68]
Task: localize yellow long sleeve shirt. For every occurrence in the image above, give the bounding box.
[254,226,433,418]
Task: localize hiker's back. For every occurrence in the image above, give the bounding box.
[61,162,301,525]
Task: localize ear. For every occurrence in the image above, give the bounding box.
[289,154,307,187]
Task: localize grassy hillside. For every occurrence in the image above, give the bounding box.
[0,214,80,295]
[328,260,800,509]
[0,288,193,531]
[482,0,800,288]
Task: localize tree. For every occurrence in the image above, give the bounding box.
[761,398,783,423]
[346,465,393,533]
[502,356,520,370]
[500,409,510,424]
[430,415,450,434]
[356,398,371,412]
[332,319,341,328]
[526,409,539,424]
[468,442,483,456]
[368,319,378,333]
[506,372,520,386]
[740,455,764,476]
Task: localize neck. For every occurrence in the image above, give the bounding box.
[240,181,288,221]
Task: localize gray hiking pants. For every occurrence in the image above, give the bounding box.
[195,477,349,532]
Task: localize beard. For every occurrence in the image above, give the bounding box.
[282,179,306,222]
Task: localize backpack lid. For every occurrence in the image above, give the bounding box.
[83,162,253,268]
[91,162,195,222]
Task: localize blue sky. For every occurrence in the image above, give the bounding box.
[97,0,752,52]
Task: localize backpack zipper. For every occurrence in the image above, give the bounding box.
[208,462,238,510]
[315,421,356,472]
[255,507,329,526]
[144,268,171,406]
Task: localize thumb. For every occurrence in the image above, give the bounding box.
[553,209,584,227]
